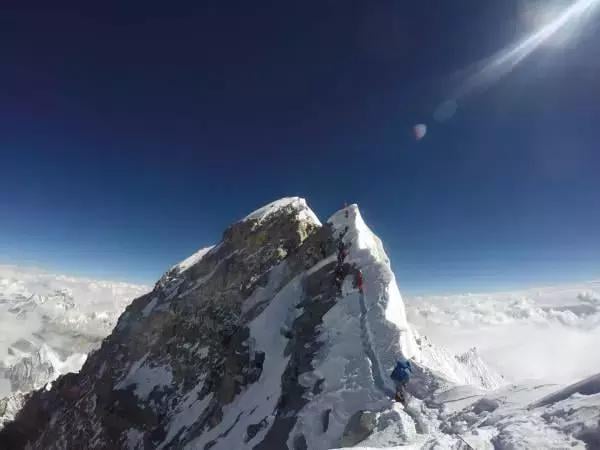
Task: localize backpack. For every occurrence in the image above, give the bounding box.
[390,360,410,382]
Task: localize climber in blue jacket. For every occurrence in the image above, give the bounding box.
[390,357,412,403]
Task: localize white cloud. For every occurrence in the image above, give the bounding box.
[0,264,149,396]
[406,281,600,384]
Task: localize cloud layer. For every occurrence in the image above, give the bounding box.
[0,264,149,396]
[406,281,600,384]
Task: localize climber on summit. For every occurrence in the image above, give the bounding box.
[390,356,412,403]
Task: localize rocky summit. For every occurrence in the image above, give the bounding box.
[6,197,592,450]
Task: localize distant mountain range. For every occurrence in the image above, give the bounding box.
[0,264,148,426]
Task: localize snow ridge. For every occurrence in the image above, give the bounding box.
[172,246,215,273]
[328,205,419,389]
[359,291,394,398]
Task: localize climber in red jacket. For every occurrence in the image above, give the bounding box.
[355,269,364,294]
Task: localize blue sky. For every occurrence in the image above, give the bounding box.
[1,2,599,294]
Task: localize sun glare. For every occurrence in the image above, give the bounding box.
[455,0,600,99]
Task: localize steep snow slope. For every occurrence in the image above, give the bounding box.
[171,247,215,274]
[279,205,420,450]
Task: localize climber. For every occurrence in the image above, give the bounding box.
[334,266,344,294]
[337,242,345,264]
[335,263,350,295]
[338,247,348,265]
[390,357,412,403]
[355,269,364,294]
[254,351,265,372]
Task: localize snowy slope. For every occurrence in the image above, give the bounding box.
[171,246,215,274]
[282,205,420,450]
[328,373,600,449]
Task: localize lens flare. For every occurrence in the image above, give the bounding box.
[455,0,600,100]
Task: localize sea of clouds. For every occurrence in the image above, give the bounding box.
[0,264,149,396]
[406,281,600,385]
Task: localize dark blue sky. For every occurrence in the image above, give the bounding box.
[2,1,599,294]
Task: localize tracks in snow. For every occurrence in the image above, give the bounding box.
[358,291,428,436]
[358,292,394,398]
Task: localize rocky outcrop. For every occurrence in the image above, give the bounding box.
[0,392,26,430]
[1,350,55,393]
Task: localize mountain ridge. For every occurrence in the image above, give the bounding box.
[4,197,596,449]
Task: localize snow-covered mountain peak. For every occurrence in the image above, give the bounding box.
[243,196,321,227]
[5,199,423,449]
[328,204,384,259]
[168,199,320,278]
[3,200,597,449]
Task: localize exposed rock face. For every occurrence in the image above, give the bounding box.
[0,197,502,449]
[1,350,55,393]
[1,198,338,449]
[0,392,26,430]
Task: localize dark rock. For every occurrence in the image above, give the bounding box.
[472,397,500,414]
[339,410,377,447]
[322,408,332,433]
[245,417,268,442]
